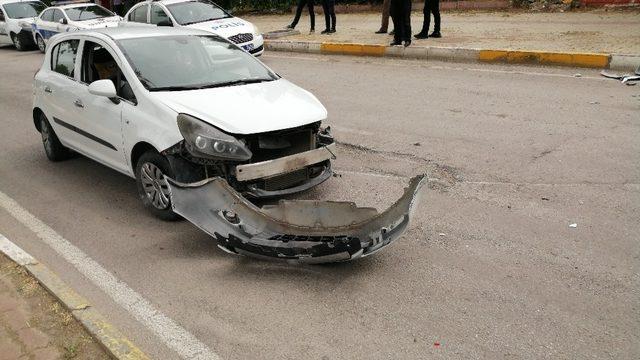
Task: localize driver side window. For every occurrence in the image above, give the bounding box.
[81,41,136,103]
[52,9,64,23]
[40,9,53,22]
[129,5,148,23]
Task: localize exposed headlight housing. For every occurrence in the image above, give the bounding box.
[177,114,252,161]
[253,25,261,36]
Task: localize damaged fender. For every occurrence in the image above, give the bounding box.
[166,175,427,263]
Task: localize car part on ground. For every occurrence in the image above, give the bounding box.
[600,69,640,86]
[167,174,427,264]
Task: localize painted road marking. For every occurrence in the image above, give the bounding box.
[0,190,220,360]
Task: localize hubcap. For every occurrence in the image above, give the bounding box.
[140,162,171,210]
[37,37,45,52]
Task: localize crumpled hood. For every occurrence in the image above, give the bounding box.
[78,16,121,29]
[152,79,327,135]
[185,17,256,39]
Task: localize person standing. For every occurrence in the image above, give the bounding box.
[321,0,336,34]
[415,0,441,39]
[286,0,315,33]
[375,0,391,34]
[112,0,123,16]
[390,0,411,46]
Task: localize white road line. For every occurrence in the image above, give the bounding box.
[0,190,220,360]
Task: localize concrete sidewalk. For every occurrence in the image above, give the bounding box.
[0,254,109,360]
[248,10,640,54]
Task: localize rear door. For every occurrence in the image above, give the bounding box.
[42,38,85,151]
[51,9,69,35]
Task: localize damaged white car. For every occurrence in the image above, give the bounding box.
[32,27,425,263]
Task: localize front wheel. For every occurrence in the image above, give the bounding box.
[135,151,181,221]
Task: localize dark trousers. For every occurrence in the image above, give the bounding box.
[379,0,391,32]
[390,0,411,42]
[291,0,315,30]
[322,0,336,30]
[421,0,441,34]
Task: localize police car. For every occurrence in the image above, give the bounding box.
[124,0,263,56]
[0,0,45,51]
[32,1,120,52]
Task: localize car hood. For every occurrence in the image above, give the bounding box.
[152,79,327,135]
[185,16,256,38]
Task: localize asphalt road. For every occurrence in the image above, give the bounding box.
[0,46,638,359]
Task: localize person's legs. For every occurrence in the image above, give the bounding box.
[390,0,402,44]
[288,0,306,28]
[329,0,336,31]
[431,0,441,36]
[377,0,391,33]
[321,0,330,32]
[307,0,315,32]
[402,0,412,43]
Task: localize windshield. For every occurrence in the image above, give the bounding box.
[3,1,45,19]
[166,0,230,26]
[117,35,278,91]
[65,5,114,21]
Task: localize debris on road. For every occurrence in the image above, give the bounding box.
[167,175,427,263]
[569,223,578,228]
[600,69,640,86]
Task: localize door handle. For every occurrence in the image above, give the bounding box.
[44,86,52,93]
[74,99,84,108]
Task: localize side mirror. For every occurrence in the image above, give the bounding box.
[59,18,67,25]
[88,80,118,102]
[157,19,172,27]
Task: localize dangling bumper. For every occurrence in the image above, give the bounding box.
[166,174,426,263]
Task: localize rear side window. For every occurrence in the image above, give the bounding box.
[52,9,64,23]
[40,9,54,21]
[51,40,79,77]
[150,5,170,25]
[129,5,147,23]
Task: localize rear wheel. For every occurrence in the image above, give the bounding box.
[135,151,181,221]
[11,33,27,51]
[39,114,71,161]
[36,34,45,53]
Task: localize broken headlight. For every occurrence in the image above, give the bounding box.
[177,114,252,161]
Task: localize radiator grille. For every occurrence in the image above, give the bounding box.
[228,33,254,44]
[263,169,309,191]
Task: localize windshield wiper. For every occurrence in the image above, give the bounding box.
[200,78,275,88]
[149,85,206,92]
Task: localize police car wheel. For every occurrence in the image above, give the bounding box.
[39,114,71,162]
[11,33,26,51]
[36,35,45,53]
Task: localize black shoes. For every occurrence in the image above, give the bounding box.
[375,29,387,34]
[414,32,428,39]
[321,29,331,34]
[404,40,411,47]
[285,24,294,29]
[430,32,442,38]
[390,40,402,46]
[330,28,336,33]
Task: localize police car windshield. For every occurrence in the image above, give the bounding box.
[3,1,45,19]
[166,0,230,26]
[65,5,114,21]
[117,35,277,91]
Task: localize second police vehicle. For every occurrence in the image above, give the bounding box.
[124,0,264,56]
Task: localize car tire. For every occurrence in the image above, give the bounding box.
[135,151,181,221]
[39,114,71,162]
[11,33,27,51]
[35,34,45,53]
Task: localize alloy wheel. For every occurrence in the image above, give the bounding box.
[140,162,171,210]
[36,36,45,52]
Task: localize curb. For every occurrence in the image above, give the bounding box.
[0,235,149,360]
[264,40,640,71]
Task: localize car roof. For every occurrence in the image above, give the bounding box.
[71,26,214,41]
[139,0,212,6]
[58,2,101,9]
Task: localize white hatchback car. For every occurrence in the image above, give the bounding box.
[32,27,333,220]
[32,2,121,53]
[123,0,263,56]
[0,0,45,50]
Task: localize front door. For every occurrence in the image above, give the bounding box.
[73,39,128,173]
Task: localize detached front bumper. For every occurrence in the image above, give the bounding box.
[167,174,426,263]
